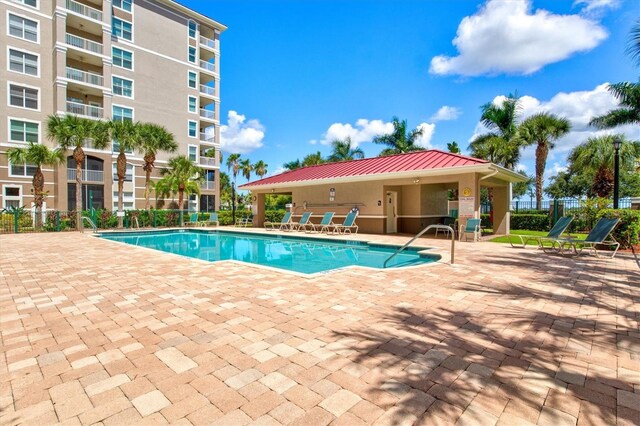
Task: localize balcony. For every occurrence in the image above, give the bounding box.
[200,132,216,144]
[66,101,103,118]
[66,33,103,55]
[200,84,215,96]
[199,60,215,73]
[199,157,217,168]
[200,181,215,190]
[200,109,215,120]
[200,36,217,50]
[66,67,104,87]
[65,0,102,21]
[67,168,104,182]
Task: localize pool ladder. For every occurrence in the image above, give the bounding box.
[383,224,455,268]
[82,217,98,233]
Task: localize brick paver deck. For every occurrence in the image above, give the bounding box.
[0,230,638,425]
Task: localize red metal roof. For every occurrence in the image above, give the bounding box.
[240,150,489,188]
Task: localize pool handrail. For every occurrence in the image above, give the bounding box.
[383,224,455,267]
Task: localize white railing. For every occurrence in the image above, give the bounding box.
[65,33,103,54]
[200,109,215,120]
[67,168,104,182]
[66,101,103,118]
[200,84,215,96]
[199,60,215,72]
[112,173,133,182]
[66,67,104,86]
[200,132,216,143]
[200,181,215,190]
[199,157,217,167]
[200,35,216,50]
[65,0,102,21]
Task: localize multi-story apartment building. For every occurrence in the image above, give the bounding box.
[0,0,225,212]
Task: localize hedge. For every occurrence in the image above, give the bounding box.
[597,209,640,249]
[510,214,550,231]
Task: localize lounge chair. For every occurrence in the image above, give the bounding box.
[201,212,219,227]
[547,217,620,258]
[305,212,334,233]
[186,213,201,227]
[287,212,313,231]
[332,211,359,235]
[459,218,481,242]
[235,214,253,227]
[509,216,573,248]
[265,211,293,231]
[435,216,456,238]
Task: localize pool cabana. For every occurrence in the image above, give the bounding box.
[240,150,527,235]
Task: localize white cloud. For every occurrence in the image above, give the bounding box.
[415,123,436,149]
[316,119,394,147]
[430,106,461,122]
[429,0,607,76]
[220,111,265,154]
[574,0,619,13]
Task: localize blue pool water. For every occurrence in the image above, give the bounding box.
[100,230,438,274]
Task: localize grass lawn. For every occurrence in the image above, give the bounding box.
[489,230,588,246]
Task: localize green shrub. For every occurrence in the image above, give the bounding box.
[511,214,550,231]
[265,210,287,224]
[480,214,490,229]
[597,209,640,249]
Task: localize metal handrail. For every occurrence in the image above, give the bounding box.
[82,217,97,233]
[383,224,455,268]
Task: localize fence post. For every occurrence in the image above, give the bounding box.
[13,210,19,233]
[56,211,61,232]
[153,210,157,228]
[552,199,559,224]
[125,214,129,229]
[515,201,519,213]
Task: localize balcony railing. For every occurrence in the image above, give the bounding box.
[65,0,103,21]
[200,132,216,143]
[66,67,104,86]
[200,84,215,96]
[112,174,133,182]
[199,60,215,72]
[200,109,215,120]
[66,101,103,118]
[67,168,104,182]
[200,35,216,50]
[199,157,217,167]
[65,33,103,55]
[200,181,215,190]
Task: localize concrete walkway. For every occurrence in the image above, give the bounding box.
[0,230,638,425]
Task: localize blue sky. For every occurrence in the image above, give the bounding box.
[183,0,639,187]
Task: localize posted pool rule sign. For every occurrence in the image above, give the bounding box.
[459,197,475,218]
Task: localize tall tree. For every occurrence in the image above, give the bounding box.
[156,155,203,212]
[328,137,365,162]
[283,159,301,171]
[372,117,425,156]
[626,19,640,66]
[110,119,141,228]
[589,82,640,129]
[517,113,571,209]
[511,169,534,201]
[446,141,460,153]
[240,158,253,181]
[138,123,178,211]
[253,160,268,179]
[47,115,110,230]
[226,153,241,222]
[302,152,325,167]
[6,142,64,227]
[468,95,522,169]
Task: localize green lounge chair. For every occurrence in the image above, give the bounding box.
[186,213,201,227]
[332,211,359,235]
[265,211,293,231]
[288,212,313,231]
[459,218,481,242]
[548,217,620,258]
[305,212,334,233]
[202,212,219,227]
[235,214,253,227]
[509,216,573,248]
[435,216,456,238]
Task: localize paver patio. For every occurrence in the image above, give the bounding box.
[0,230,638,425]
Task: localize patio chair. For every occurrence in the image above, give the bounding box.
[509,216,573,248]
[305,212,334,233]
[332,211,359,235]
[265,211,293,231]
[435,216,456,239]
[548,217,620,258]
[235,214,253,227]
[287,212,313,231]
[186,213,201,227]
[201,212,219,227]
[459,218,481,242]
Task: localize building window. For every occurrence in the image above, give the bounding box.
[8,14,38,43]
[188,145,197,161]
[3,186,22,209]
[188,121,197,138]
[9,49,38,76]
[9,162,37,177]
[112,47,133,70]
[188,71,197,89]
[113,0,132,12]
[9,119,39,143]
[113,105,133,122]
[113,18,133,41]
[112,163,133,182]
[188,20,197,38]
[113,76,133,98]
[188,96,197,113]
[12,0,38,8]
[9,84,38,110]
[188,46,196,63]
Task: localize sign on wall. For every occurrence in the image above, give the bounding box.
[459,196,475,218]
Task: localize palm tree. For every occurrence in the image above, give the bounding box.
[283,159,301,171]
[328,137,365,162]
[517,113,571,209]
[446,141,461,154]
[589,82,640,129]
[47,114,110,230]
[302,152,325,167]
[240,158,253,182]
[156,155,203,212]
[253,160,268,179]
[110,119,141,228]
[226,153,241,223]
[138,123,178,211]
[7,142,64,227]
[373,117,425,156]
[626,19,640,66]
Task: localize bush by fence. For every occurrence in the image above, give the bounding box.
[597,209,640,249]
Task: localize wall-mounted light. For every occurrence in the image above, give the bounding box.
[413,178,420,184]
[377,200,382,206]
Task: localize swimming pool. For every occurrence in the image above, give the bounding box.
[100,230,438,274]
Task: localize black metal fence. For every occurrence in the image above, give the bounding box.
[480,198,634,214]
